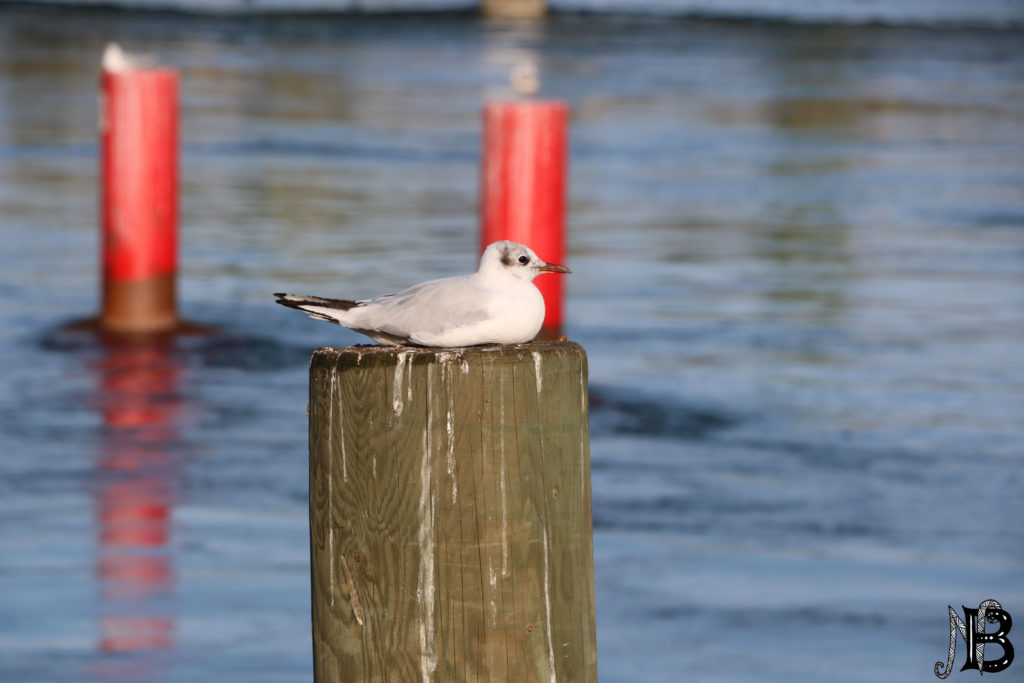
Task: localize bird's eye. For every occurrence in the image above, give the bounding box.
[518,255,529,265]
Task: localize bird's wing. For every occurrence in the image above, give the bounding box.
[354,275,492,341]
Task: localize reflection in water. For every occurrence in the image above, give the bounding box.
[90,339,186,679]
[753,29,860,329]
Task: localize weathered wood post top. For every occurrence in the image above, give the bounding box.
[308,340,597,682]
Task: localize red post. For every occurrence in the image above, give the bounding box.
[481,100,568,335]
[100,63,179,334]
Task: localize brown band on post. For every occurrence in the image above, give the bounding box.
[101,272,177,334]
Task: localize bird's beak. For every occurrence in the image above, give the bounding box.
[539,262,571,274]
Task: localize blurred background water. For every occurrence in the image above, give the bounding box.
[1,4,1023,682]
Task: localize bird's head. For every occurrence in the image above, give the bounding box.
[479,241,571,281]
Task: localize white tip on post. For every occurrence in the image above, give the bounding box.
[102,42,158,74]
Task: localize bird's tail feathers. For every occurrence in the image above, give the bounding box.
[274,293,360,325]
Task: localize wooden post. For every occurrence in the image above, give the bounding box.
[308,341,597,682]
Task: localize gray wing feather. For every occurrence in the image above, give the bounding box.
[354,275,491,339]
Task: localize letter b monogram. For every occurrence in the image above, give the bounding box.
[962,606,1013,674]
[936,600,1015,678]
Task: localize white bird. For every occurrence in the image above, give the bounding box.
[274,240,570,347]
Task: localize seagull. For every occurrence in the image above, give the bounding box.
[274,240,570,347]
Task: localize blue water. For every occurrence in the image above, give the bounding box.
[10,0,1024,28]
[1,7,1023,682]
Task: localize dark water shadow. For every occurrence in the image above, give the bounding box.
[588,383,740,441]
[37,321,313,372]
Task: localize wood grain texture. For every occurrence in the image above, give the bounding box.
[309,341,596,682]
